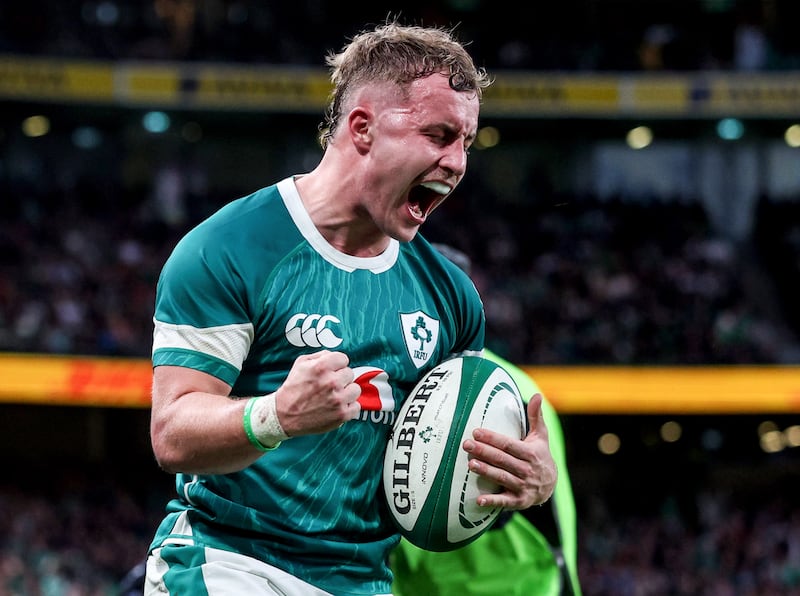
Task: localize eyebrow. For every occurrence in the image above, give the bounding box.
[427,122,476,143]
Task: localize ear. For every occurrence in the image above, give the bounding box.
[346,107,372,154]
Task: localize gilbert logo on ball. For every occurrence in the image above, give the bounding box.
[383,355,526,551]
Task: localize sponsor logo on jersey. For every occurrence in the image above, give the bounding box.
[284,313,343,348]
[353,366,396,425]
[399,310,440,369]
[353,366,394,411]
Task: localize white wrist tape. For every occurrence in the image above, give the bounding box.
[243,393,289,451]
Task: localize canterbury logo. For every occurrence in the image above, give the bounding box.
[284,313,343,348]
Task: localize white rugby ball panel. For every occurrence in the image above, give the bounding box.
[382,356,526,551]
[384,355,464,533]
[448,366,527,544]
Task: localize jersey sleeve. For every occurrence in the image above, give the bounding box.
[152,225,255,386]
[444,258,486,357]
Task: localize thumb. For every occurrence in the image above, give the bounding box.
[526,393,547,437]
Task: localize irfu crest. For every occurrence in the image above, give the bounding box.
[399,310,440,369]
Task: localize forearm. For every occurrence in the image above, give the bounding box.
[149,352,358,475]
[151,390,264,475]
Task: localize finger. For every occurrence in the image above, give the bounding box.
[476,489,530,510]
[349,400,362,420]
[335,366,356,389]
[302,351,350,384]
[470,447,530,489]
[338,399,362,425]
[468,450,523,484]
[465,432,530,483]
[301,349,330,361]
[318,350,349,370]
[339,399,362,426]
[343,380,362,403]
[302,350,347,371]
[526,393,547,437]
[469,447,556,509]
[470,426,528,461]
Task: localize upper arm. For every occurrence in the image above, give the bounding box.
[152,224,256,387]
[152,365,233,412]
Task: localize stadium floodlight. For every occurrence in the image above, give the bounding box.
[475,126,500,149]
[660,421,682,443]
[716,117,744,140]
[784,124,800,148]
[626,125,653,149]
[72,126,103,149]
[142,111,171,134]
[597,432,621,455]
[22,115,50,137]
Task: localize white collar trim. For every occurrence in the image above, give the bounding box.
[277,176,399,273]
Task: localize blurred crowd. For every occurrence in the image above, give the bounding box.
[2,1,800,594]
[1,154,797,592]
[427,196,800,365]
[0,179,179,358]
[3,162,797,365]
[3,124,799,591]
[2,0,800,71]
[2,0,799,364]
[1,472,798,595]
[580,488,800,595]
[0,471,169,596]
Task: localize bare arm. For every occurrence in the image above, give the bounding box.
[150,350,363,475]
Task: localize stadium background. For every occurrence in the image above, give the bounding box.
[1,0,800,593]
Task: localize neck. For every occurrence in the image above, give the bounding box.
[294,168,390,258]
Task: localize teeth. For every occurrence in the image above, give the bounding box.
[420,181,450,195]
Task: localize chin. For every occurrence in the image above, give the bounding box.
[395,225,422,243]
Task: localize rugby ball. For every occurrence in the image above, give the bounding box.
[382,355,527,551]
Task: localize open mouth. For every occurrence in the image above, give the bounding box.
[408,181,451,221]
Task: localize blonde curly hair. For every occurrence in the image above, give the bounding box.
[318,18,492,149]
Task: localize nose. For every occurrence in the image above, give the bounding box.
[439,141,468,178]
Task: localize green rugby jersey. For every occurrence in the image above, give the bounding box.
[149,177,485,595]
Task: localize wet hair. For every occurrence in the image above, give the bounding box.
[318,18,492,149]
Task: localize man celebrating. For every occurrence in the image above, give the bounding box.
[145,19,556,595]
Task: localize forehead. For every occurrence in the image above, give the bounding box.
[393,74,480,133]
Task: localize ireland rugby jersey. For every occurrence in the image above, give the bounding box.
[149,177,485,595]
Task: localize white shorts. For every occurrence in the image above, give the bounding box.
[145,544,338,596]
